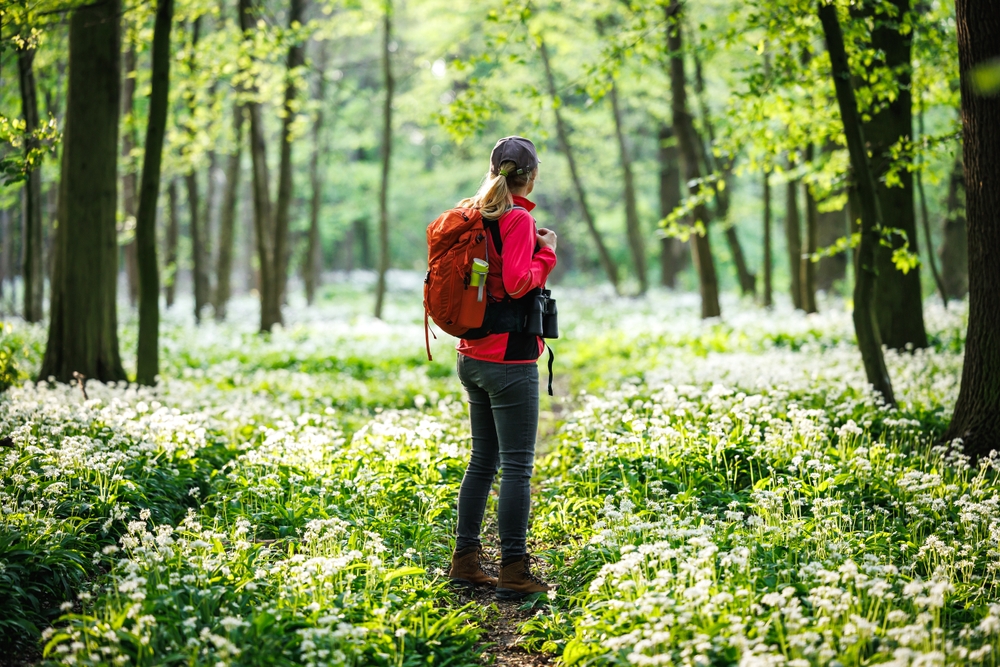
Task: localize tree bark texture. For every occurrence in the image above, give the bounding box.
[944,0,1000,455]
[861,0,928,349]
[816,206,848,291]
[667,0,720,318]
[939,154,967,300]
[122,43,140,307]
[802,147,818,313]
[763,170,773,308]
[240,0,279,331]
[17,43,44,323]
[658,125,685,288]
[214,105,244,321]
[609,80,647,294]
[135,0,172,386]
[274,0,305,306]
[39,0,126,383]
[539,38,619,294]
[373,2,393,320]
[305,40,329,306]
[185,20,210,322]
[165,180,179,307]
[819,1,895,407]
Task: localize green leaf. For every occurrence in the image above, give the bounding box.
[383,566,425,583]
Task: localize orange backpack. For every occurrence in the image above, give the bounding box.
[423,207,492,359]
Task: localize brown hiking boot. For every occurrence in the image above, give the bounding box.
[449,546,497,588]
[496,554,551,600]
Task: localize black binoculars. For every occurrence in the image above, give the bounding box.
[524,289,559,339]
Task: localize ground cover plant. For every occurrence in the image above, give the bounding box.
[1,286,992,667]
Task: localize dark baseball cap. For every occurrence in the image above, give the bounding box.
[490,136,539,176]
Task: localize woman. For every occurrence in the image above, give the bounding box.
[447,136,557,600]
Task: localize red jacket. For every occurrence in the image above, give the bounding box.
[457,195,557,363]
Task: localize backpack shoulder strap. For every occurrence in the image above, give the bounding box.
[484,205,530,256]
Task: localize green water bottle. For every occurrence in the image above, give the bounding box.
[470,258,489,302]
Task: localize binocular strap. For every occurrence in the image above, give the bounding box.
[546,344,554,397]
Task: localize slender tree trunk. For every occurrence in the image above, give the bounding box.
[763,170,773,308]
[539,37,620,294]
[785,158,804,310]
[355,218,370,269]
[373,1,393,319]
[204,149,217,300]
[915,147,948,307]
[658,125,685,288]
[165,180,179,307]
[802,146,818,313]
[692,52,755,297]
[816,205,848,291]
[305,40,329,306]
[39,0,126,383]
[667,0,720,318]
[939,154,967,300]
[136,0,172,386]
[944,0,1000,454]
[122,43,140,307]
[609,80,647,294]
[214,105,244,321]
[819,1,895,406]
[17,43,44,323]
[861,0,928,349]
[185,20,209,323]
[240,0,279,331]
[275,0,306,306]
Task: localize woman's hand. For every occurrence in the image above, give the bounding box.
[536,228,557,252]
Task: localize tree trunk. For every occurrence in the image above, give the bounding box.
[214,105,244,321]
[816,206,848,291]
[609,80,647,294]
[861,0,928,350]
[305,40,329,306]
[165,179,179,307]
[121,43,139,307]
[17,43,44,323]
[373,1,394,320]
[763,170,773,307]
[819,1,895,407]
[240,0,279,331]
[39,0,126,383]
[539,37,620,294]
[802,146,819,313]
[692,52,755,297]
[658,125,685,288]
[667,0,720,318]
[275,0,306,306]
[785,158,804,310]
[939,153,967,300]
[185,20,209,323]
[354,218,370,269]
[944,0,1000,454]
[135,0,172,386]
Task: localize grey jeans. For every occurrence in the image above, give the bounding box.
[455,354,539,559]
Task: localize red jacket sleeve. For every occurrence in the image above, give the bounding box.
[499,209,557,298]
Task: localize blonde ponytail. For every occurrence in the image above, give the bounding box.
[457,160,535,219]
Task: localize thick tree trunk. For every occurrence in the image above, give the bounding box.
[785,160,804,310]
[275,0,306,306]
[373,2,394,320]
[802,146,818,313]
[165,179,179,307]
[819,1,895,407]
[135,0,172,386]
[39,0,126,383]
[763,170,773,308]
[305,40,329,306]
[539,37,619,294]
[861,0,928,349]
[17,43,44,323]
[667,0,720,318]
[944,0,1000,454]
[658,125,685,288]
[939,154,967,300]
[121,43,139,307]
[240,0,279,331]
[214,105,244,321]
[609,80,647,294]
